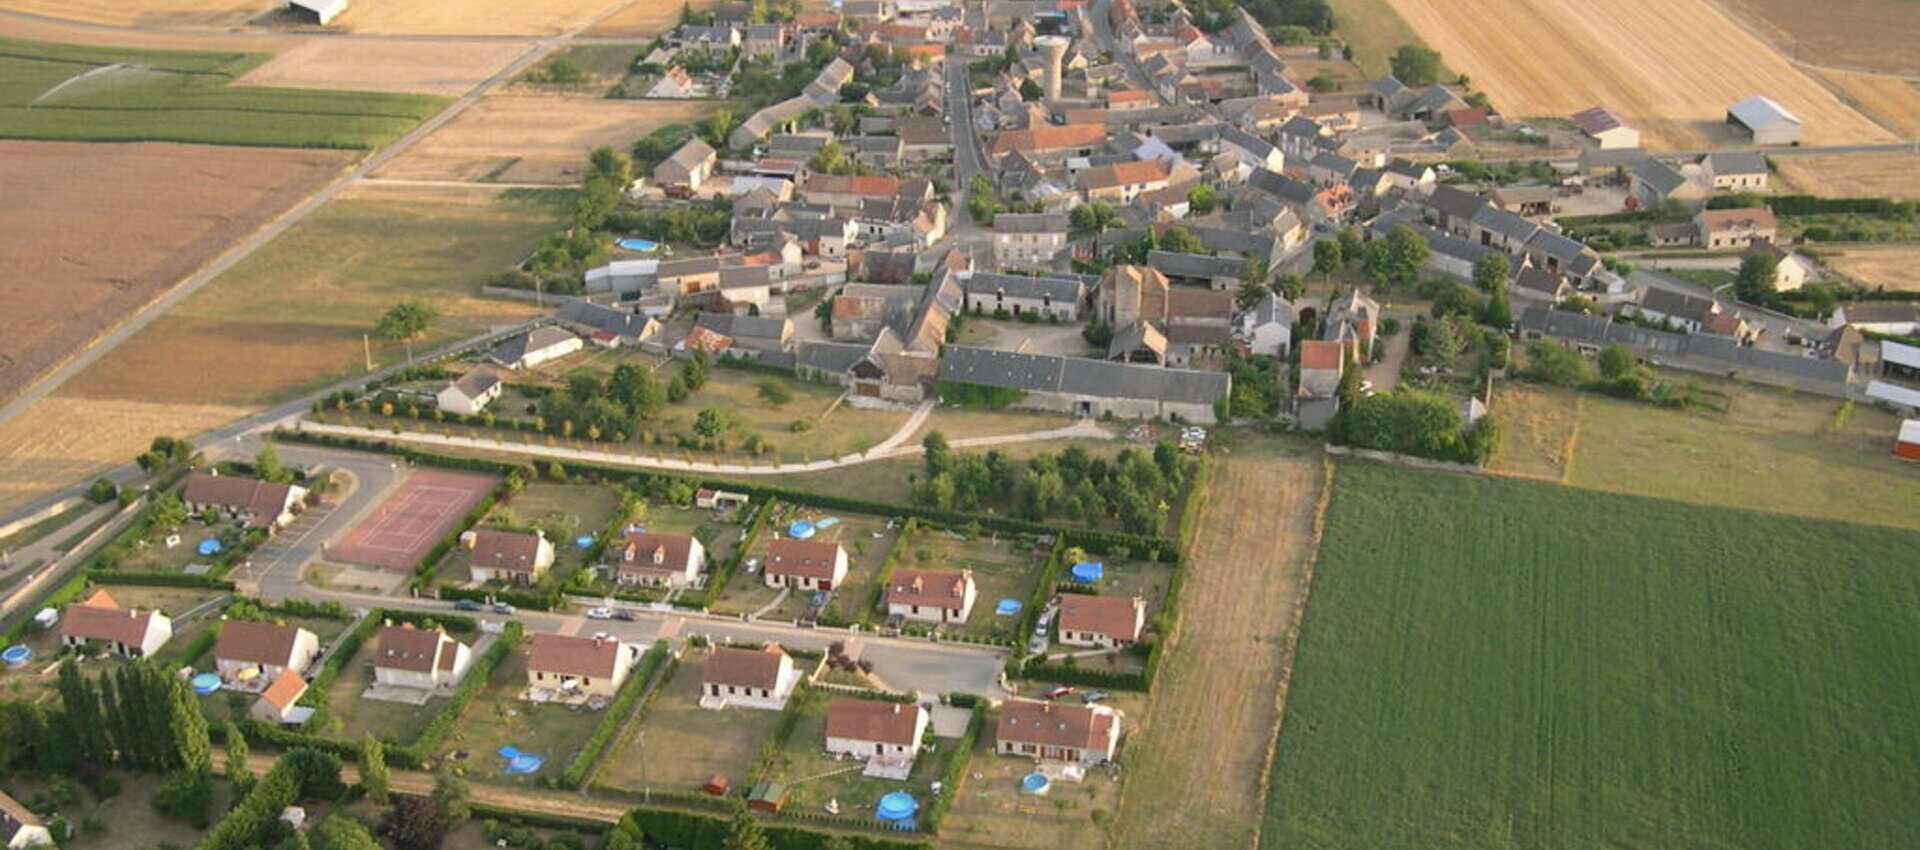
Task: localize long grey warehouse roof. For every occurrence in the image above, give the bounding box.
[939,346,1229,405]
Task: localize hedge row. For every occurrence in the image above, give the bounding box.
[687,500,771,610]
[404,621,523,765]
[200,755,300,850]
[271,430,1178,558]
[438,582,559,611]
[622,809,933,850]
[560,640,669,789]
[1016,539,1068,644]
[1707,192,1914,217]
[922,703,986,832]
[1014,657,1148,691]
[469,801,610,834]
[0,570,90,645]
[297,613,383,728]
[168,625,220,667]
[751,684,814,781]
[83,570,237,590]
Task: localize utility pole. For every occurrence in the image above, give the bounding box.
[363,334,373,371]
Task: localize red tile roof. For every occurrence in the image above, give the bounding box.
[182,473,296,528]
[765,539,844,580]
[616,531,700,578]
[527,633,624,679]
[884,569,973,610]
[215,620,306,667]
[704,645,789,691]
[61,590,159,648]
[997,699,1116,752]
[259,669,308,712]
[375,625,460,674]
[1057,593,1146,641]
[1299,339,1345,370]
[471,530,544,573]
[989,124,1107,156]
[825,697,922,746]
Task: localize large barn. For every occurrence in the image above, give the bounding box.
[285,0,347,25]
[1725,95,1802,146]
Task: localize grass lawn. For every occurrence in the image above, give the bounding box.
[443,653,605,786]
[917,406,1078,441]
[1261,462,1920,850]
[940,711,1123,850]
[11,771,234,850]
[1484,383,1581,481]
[598,649,783,792]
[897,530,1047,641]
[762,690,959,813]
[110,517,237,573]
[1324,0,1447,80]
[66,191,556,406]
[317,640,447,745]
[0,501,94,553]
[0,37,445,148]
[438,481,624,588]
[714,507,900,621]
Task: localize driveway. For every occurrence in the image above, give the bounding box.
[1364,315,1413,393]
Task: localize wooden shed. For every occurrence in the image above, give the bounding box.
[746,781,789,813]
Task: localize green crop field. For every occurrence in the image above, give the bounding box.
[1262,463,1920,850]
[0,37,445,149]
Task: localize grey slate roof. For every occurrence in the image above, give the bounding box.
[1705,150,1768,176]
[1470,205,1539,243]
[557,300,655,337]
[1428,184,1488,222]
[1148,250,1245,282]
[1518,307,1848,382]
[939,346,1229,405]
[696,312,790,340]
[796,341,873,375]
[993,212,1069,234]
[1249,292,1293,326]
[1639,287,1717,322]
[1525,228,1589,263]
[960,272,1084,303]
[1631,159,1689,197]
[489,327,576,364]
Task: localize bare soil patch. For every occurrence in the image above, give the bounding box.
[376,94,718,184]
[1775,152,1920,199]
[0,140,349,405]
[1380,0,1894,149]
[1821,244,1920,292]
[0,396,250,514]
[0,0,262,28]
[237,38,530,97]
[337,0,619,36]
[1114,452,1326,850]
[1712,0,1920,77]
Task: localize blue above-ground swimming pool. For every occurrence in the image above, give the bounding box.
[1020,773,1051,795]
[190,672,221,694]
[787,521,816,539]
[875,792,917,823]
[995,599,1023,616]
[197,538,223,556]
[617,238,660,252]
[574,534,595,549]
[1069,561,1104,583]
[2,646,31,668]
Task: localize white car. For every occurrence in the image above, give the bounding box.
[585,607,613,620]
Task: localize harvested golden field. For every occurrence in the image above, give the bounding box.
[1775,152,1920,199]
[1115,450,1327,850]
[0,11,303,50]
[337,0,616,36]
[61,187,555,406]
[0,0,261,28]
[1715,0,1920,76]
[0,141,349,406]
[0,396,250,514]
[236,38,530,97]
[1485,383,1581,481]
[590,0,718,36]
[1822,245,1920,292]
[1380,0,1894,149]
[376,94,719,184]
[1812,71,1920,139]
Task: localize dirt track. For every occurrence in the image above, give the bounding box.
[1380,0,1895,149]
[1114,451,1326,850]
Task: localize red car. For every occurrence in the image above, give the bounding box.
[1043,685,1076,700]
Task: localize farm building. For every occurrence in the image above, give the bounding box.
[1056,593,1146,648]
[763,540,848,591]
[824,698,927,778]
[1897,420,1920,461]
[885,569,978,624]
[938,345,1231,424]
[215,621,320,690]
[1832,302,1920,336]
[0,790,53,848]
[611,530,705,588]
[284,0,346,25]
[1571,107,1639,150]
[959,271,1085,321]
[373,625,473,692]
[700,644,801,710]
[526,634,638,701]
[60,590,172,658]
[654,138,717,189]
[996,699,1121,765]
[436,370,502,415]
[466,529,554,585]
[1726,95,1802,145]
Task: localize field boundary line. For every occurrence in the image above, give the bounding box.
[1560,395,1585,486]
[1246,455,1334,850]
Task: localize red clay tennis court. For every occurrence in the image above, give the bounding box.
[326,469,497,569]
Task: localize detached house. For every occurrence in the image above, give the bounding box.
[1697,207,1777,250]
[1701,151,1768,192]
[1079,159,1171,204]
[0,792,52,849]
[824,697,928,778]
[1056,594,1146,648]
[374,624,474,692]
[467,529,554,585]
[1240,292,1293,357]
[992,213,1071,270]
[996,699,1122,765]
[701,644,801,710]
[214,620,321,688]
[526,633,638,701]
[884,569,978,624]
[763,539,848,591]
[183,473,308,532]
[60,590,172,658]
[488,327,583,370]
[612,530,706,588]
[436,371,502,415]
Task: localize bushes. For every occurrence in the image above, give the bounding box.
[922,704,985,831]
[83,570,236,590]
[1326,391,1487,465]
[1015,658,1148,691]
[620,809,934,850]
[559,640,668,789]
[199,756,299,850]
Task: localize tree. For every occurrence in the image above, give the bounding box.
[149,491,188,530]
[922,431,953,477]
[1273,273,1307,300]
[1471,252,1510,293]
[376,300,437,342]
[723,810,771,850]
[807,140,853,175]
[380,796,449,850]
[1734,251,1779,304]
[1235,277,1270,311]
[225,727,251,791]
[1389,45,1444,86]
[1361,225,1429,287]
[311,814,383,850]
[1312,238,1343,281]
[1337,226,1363,265]
[86,478,118,504]
[430,761,470,826]
[1523,341,1591,386]
[359,733,390,805]
[1018,78,1044,101]
[756,378,793,406]
[1159,226,1203,255]
[255,444,290,484]
[1597,343,1637,380]
[1418,316,1465,364]
[1186,184,1215,214]
[1481,284,1513,329]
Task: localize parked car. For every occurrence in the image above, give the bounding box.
[613,609,636,622]
[1081,690,1110,704]
[1043,685,1076,700]
[585,606,613,620]
[454,599,483,612]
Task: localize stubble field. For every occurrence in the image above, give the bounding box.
[0,140,349,405]
[0,397,250,514]
[1818,244,1920,292]
[1261,463,1920,850]
[1809,71,1920,139]
[0,0,263,28]
[1378,0,1893,149]
[374,95,720,185]
[236,38,530,96]
[1775,151,1920,199]
[588,0,719,36]
[336,0,619,36]
[1114,449,1326,850]
[1713,0,1920,76]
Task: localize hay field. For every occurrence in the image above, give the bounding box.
[589,0,719,36]
[0,0,262,28]
[1775,152,1920,199]
[1714,0,1920,76]
[0,140,348,405]
[236,38,530,97]
[0,397,250,514]
[336,0,617,36]
[1379,0,1894,149]
[61,187,555,406]
[375,95,719,185]
[1811,71,1920,140]
[1822,245,1920,292]
[1115,452,1325,850]
[1262,464,1920,850]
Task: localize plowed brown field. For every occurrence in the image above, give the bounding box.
[1713,0,1920,76]
[1380,0,1894,149]
[0,141,349,405]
